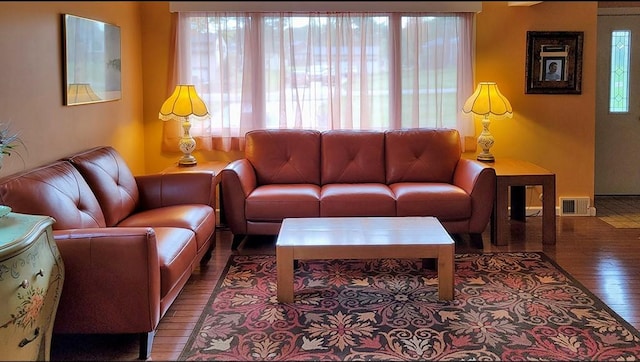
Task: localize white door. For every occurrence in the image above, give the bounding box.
[595,10,640,195]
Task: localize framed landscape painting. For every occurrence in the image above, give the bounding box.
[62,14,121,105]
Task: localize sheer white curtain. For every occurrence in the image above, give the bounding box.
[166,12,475,152]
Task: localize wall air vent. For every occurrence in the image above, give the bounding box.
[559,197,590,216]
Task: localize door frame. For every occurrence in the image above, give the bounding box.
[595,7,640,195]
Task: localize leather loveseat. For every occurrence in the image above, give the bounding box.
[221,128,496,250]
[0,146,217,359]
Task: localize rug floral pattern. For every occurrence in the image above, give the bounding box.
[180,252,640,360]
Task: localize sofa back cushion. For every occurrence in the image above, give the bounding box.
[385,128,461,184]
[246,129,321,185]
[67,146,139,226]
[321,130,386,184]
[0,161,106,229]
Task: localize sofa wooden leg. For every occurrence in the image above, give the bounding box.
[201,249,212,265]
[201,236,216,265]
[470,233,484,249]
[139,330,155,360]
[231,234,246,250]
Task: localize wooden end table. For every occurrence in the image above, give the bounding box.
[489,158,556,246]
[275,216,455,303]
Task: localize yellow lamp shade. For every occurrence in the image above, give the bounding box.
[462,82,513,119]
[159,85,209,121]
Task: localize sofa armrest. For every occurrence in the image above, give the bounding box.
[220,159,257,235]
[52,227,161,334]
[136,172,216,209]
[453,158,497,233]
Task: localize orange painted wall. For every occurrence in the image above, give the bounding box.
[140,2,244,173]
[141,1,599,205]
[140,1,174,172]
[473,1,597,204]
[0,1,602,207]
[0,1,144,176]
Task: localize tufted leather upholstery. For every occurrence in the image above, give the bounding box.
[222,128,496,248]
[0,160,106,229]
[385,128,461,183]
[0,146,217,359]
[68,147,217,256]
[321,130,386,184]
[66,146,139,226]
[246,129,321,185]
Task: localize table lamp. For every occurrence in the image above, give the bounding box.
[462,82,513,162]
[159,85,210,166]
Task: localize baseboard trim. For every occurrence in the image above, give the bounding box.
[508,206,596,217]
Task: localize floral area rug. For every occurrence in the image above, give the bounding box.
[180,252,640,360]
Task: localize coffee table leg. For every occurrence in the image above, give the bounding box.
[276,246,294,303]
[437,244,454,300]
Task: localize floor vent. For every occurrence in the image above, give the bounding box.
[559,197,590,216]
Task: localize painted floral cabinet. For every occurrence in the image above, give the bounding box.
[0,213,64,361]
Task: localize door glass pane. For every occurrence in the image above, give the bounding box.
[609,30,630,113]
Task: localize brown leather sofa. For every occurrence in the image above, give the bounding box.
[221,128,497,249]
[0,146,217,360]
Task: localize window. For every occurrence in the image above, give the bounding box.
[609,30,630,113]
[171,12,474,151]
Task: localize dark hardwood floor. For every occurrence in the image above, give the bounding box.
[51,207,640,361]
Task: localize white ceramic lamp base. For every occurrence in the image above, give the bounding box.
[178,119,197,166]
[477,116,495,163]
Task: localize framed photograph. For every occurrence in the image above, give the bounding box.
[525,31,583,94]
[62,14,121,106]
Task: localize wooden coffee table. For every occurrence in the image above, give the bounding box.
[275,216,455,303]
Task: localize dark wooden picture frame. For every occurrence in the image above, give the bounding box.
[525,31,583,94]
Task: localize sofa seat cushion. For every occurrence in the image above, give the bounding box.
[320,183,396,216]
[117,204,216,253]
[246,184,321,221]
[391,182,471,220]
[153,227,198,298]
